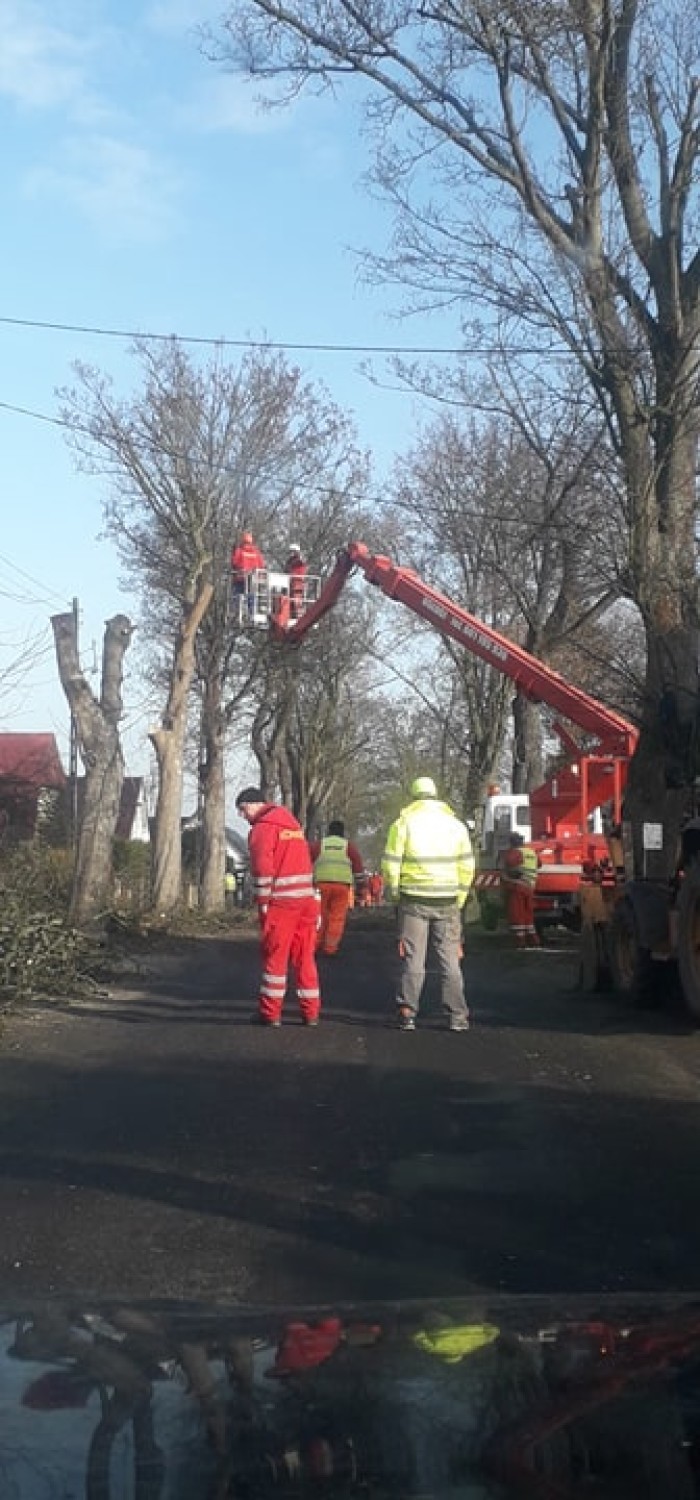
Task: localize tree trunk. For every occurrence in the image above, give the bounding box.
[149,582,213,913]
[511,693,544,793]
[51,611,133,927]
[251,674,295,801]
[623,409,700,880]
[624,615,699,882]
[199,676,227,912]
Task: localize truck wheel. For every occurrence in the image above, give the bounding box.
[579,922,610,993]
[608,897,658,1007]
[675,858,700,1019]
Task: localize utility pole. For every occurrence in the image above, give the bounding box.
[69,596,79,847]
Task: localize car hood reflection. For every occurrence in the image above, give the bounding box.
[3,1293,700,1497]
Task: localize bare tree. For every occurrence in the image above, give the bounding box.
[391,396,628,793]
[0,628,55,724]
[243,589,382,825]
[209,0,700,881]
[149,583,214,909]
[282,615,379,830]
[195,401,375,907]
[59,342,225,912]
[52,610,133,926]
[224,471,385,826]
[62,342,357,912]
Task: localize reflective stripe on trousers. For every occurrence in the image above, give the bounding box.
[259,899,320,1022]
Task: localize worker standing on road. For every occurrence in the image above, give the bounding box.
[500,832,540,948]
[309,819,367,956]
[285,544,307,619]
[381,775,474,1032]
[231,531,265,621]
[235,787,321,1027]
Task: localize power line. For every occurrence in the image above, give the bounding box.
[0,549,71,608]
[0,396,396,512]
[0,392,603,530]
[0,399,61,428]
[0,312,562,360]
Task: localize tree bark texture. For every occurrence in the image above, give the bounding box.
[149,582,213,913]
[199,674,227,912]
[51,611,133,927]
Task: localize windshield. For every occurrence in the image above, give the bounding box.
[4,1294,700,1497]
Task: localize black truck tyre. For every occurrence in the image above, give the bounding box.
[675,858,700,1020]
[579,921,611,993]
[608,896,659,1007]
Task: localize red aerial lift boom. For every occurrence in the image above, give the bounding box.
[272,542,638,932]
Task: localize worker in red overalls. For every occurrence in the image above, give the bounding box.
[236,786,321,1026]
[231,531,265,621]
[285,544,308,619]
[500,832,540,948]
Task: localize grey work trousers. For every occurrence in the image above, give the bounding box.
[395,900,468,1023]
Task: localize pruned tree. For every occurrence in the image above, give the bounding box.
[209,0,700,881]
[149,581,214,909]
[59,341,226,912]
[51,610,133,926]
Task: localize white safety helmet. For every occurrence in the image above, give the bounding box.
[288,543,302,554]
[410,775,438,799]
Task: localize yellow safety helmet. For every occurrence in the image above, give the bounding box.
[410,776,438,799]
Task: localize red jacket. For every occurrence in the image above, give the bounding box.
[286,555,307,597]
[248,804,315,912]
[231,540,265,573]
[269,1318,343,1377]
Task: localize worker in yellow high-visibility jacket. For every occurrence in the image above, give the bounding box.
[382,776,475,1032]
[309,819,367,956]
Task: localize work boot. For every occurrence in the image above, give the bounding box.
[397,1006,416,1031]
[250,1014,281,1027]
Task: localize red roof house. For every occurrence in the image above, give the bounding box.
[0,733,67,841]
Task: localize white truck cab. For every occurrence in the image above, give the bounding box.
[480,790,532,861]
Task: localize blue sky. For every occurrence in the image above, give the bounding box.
[0,0,462,776]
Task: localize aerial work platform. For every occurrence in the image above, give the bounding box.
[229,568,321,629]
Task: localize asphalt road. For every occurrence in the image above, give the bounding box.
[2,908,700,1309]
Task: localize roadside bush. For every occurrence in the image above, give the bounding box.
[112,838,151,911]
[0,845,100,1005]
[113,839,151,881]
